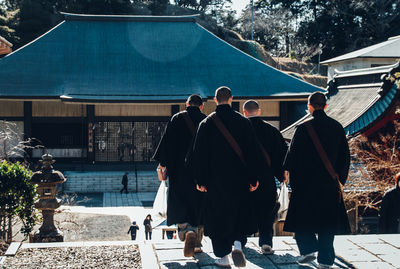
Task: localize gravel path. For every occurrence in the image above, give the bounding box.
[3,245,141,269]
[12,211,132,242]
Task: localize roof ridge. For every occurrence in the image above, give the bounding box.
[60,12,199,22]
[321,38,400,64]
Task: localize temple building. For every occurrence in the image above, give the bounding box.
[0,13,321,166]
[322,35,400,81]
[282,62,400,140]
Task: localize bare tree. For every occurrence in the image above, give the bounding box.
[0,120,43,162]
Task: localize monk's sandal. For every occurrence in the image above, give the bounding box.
[261,244,274,255]
[215,255,231,268]
[183,231,197,257]
[231,241,246,267]
[297,252,316,264]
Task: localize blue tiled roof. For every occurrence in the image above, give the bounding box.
[0,13,321,102]
[282,63,400,139]
[344,84,398,135]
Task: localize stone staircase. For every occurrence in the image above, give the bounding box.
[63,171,159,193]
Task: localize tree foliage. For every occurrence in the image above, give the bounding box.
[1,0,399,61]
[250,0,400,60]
[148,0,169,15]
[1,0,137,48]
[0,161,38,241]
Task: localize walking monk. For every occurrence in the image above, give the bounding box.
[153,94,206,257]
[283,92,350,269]
[243,100,288,255]
[192,87,266,267]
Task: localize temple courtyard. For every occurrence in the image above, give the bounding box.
[2,234,400,268]
[1,192,399,268]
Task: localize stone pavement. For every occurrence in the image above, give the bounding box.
[61,191,157,207]
[152,234,400,268]
[103,192,157,207]
[3,234,400,269]
[60,192,163,242]
[64,170,160,193]
[54,194,400,268]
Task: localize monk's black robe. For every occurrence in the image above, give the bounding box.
[378,185,400,234]
[283,110,351,234]
[249,117,288,218]
[192,104,267,240]
[153,106,206,226]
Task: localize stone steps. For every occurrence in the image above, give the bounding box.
[63,171,159,193]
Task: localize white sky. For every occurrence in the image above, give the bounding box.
[229,0,250,15]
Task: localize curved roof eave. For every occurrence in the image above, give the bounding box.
[344,83,399,137]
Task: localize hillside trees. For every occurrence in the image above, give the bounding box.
[148,0,169,15]
[0,0,399,61]
[0,0,137,48]
[0,3,17,44]
[237,3,297,56]
[256,0,400,60]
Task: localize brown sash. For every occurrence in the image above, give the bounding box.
[258,141,272,168]
[182,111,196,136]
[305,122,344,203]
[210,112,246,165]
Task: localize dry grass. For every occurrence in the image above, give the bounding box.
[346,121,400,212]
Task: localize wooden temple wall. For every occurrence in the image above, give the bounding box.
[0,99,305,162]
[0,101,24,117]
[95,104,171,117]
[0,100,284,118]
[32,101,86,117]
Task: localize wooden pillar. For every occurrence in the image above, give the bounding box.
[171,105,179,116]
[87,105,95,163]
[23,101,32,140]
[279,101,289,130]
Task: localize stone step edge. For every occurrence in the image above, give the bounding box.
[6,241,158,268]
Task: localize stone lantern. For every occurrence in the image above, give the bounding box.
[30,154,66,243]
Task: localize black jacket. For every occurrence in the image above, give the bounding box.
[153,106,206,226]
[143,219,152,232]
[122,174,128,185]
[128,225,139,235]
[192,104,267,239]
[379,186,400,234]
[283,110,351,234]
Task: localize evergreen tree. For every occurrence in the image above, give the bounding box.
[256,0,400,60]
[2,0,136,49]
[148,0,169,15]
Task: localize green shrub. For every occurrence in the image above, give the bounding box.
[289,50,296,60]
[0,161,38,239]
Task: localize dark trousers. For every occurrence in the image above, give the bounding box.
[211,235,247,258]
[255,187,276,247]
[295,232,335,265]
[130,233,136,240]
[166,231,174,239]
[120,184,128,193]
[145,231,152,240]
[258,215,274,247]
